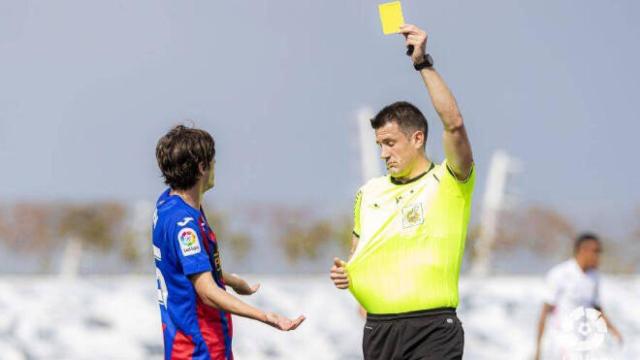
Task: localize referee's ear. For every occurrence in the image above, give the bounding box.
[412,130,426,149]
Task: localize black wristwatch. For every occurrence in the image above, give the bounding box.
[414,54,434,71]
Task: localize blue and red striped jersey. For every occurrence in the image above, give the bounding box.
[152,189,233,360]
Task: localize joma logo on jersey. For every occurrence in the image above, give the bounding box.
[177,228,201,256]
[177,217,194,226]
[402,203,424,229]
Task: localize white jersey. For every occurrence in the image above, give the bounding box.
[543,258,601,329]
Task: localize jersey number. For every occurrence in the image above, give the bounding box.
[156,267,169,309]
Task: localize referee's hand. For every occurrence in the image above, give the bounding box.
[330,257,349,289]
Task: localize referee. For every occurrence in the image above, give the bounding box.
[330,24,474,360]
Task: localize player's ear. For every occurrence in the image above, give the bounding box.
[413,130,425,149]
[198,162,207,176]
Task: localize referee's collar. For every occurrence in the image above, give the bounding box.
[390,162,435,185]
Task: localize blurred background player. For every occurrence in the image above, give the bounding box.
[331,24,474,359]
[153,125,304,360]
[534,233,623,360]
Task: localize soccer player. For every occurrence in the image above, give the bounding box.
[153,125,304,360]
[330,24,474,359]
[534,233,623,360]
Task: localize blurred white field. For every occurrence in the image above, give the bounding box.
[0,275,637,360]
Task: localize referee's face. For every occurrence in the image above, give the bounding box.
[375,121,423,178]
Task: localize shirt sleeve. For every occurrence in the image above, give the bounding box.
[170,221,212,276]
[352,189,363,238]
[542,269,562,306]
[442,159,475,198]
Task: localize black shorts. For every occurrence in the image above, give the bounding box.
[362,308,464,360]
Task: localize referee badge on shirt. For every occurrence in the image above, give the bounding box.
[402,203,424,229]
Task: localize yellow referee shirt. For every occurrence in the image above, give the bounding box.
[347,160,475,314]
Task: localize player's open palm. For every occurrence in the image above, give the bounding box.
[265,312,305,331]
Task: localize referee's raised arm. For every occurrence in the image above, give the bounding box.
[400,24,473,181]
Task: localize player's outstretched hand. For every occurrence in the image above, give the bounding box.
[399,24,428,65]
[265,312,306,331]
[232,278,260,296]
[330,257,349,289]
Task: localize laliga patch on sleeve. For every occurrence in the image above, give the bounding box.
[378,1,405,35]
[177,228,201,256]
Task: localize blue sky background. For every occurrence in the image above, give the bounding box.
[1,0,639,235]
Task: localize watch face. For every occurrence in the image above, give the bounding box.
[425,54,434,66]
[414,54,434,70]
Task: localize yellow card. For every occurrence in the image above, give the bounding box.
[378,1,405,35]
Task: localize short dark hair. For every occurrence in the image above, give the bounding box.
[370,101,428,146]
[574,232,600,254]
[156,125,215,190]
